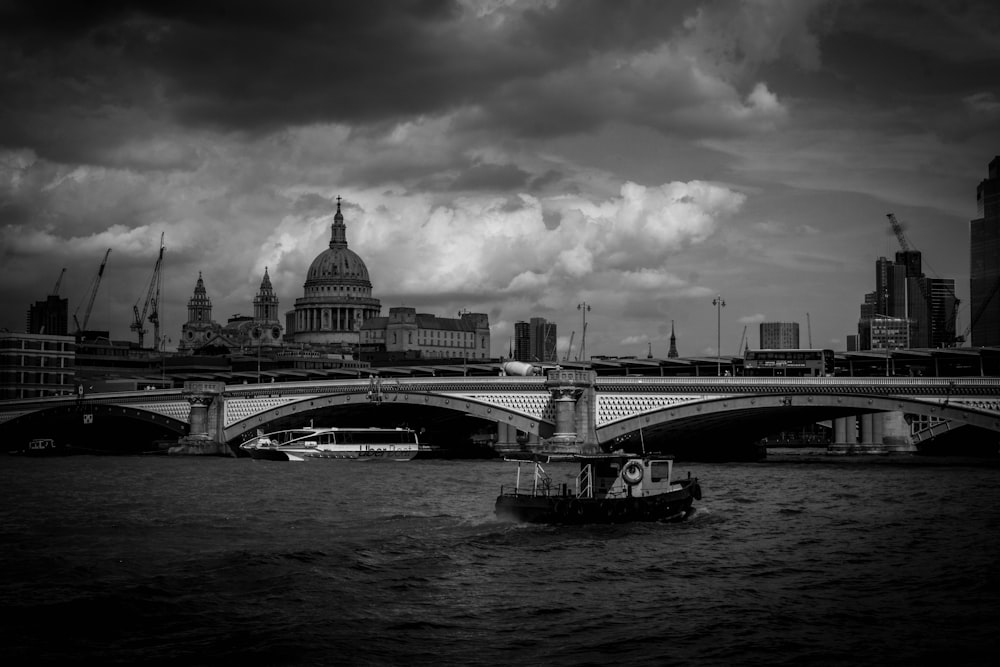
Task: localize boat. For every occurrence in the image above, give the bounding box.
[495,453,701,524]
[8,437,70,456]
[240,426,420,461]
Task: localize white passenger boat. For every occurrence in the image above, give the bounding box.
[241,426,420,461]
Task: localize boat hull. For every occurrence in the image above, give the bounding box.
[244,446,418,462]
[495,478,700,524]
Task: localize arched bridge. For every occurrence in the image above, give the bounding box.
[2,372,999,455]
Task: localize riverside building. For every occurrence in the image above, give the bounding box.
[360,307,490,362]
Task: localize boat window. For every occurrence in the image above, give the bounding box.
[650,461,671,482]
[318,433,334,445]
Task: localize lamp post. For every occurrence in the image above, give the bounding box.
[255,327,263,383]
[872,314,894,377]
[577,302,591,362]
[458,308,470,376]
[712,294,726,376]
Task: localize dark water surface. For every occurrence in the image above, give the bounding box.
[2,453,999,666]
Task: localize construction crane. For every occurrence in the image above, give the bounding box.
[807,312,813,348]
[737,325,747,355]
[50,268,66,297]
[73,249,111,334]
[131,233,164,349]
[564,331,575,362]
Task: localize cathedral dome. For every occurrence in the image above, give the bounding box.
[305,246,371,284]
[303,197,371,287]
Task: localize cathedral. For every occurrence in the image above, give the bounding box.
[284,197,382,346]
[178,197,490,358]
[178,269,283,353]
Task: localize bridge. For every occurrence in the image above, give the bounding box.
[3,371,999,457]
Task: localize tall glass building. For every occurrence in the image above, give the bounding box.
[970,156,1000,347]
[514,317,557,362]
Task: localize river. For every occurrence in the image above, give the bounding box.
[1,451,998,665]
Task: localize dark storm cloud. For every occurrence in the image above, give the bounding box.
[1,0,523,159]
[448,162,531,192]
[0,0,719,166]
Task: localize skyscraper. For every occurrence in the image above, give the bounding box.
[927,277,957,348]
[513,317,557,362]
[970,156,1000,347]
[859,249,956,349]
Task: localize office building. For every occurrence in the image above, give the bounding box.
[0,332,76,399]
[760,322,799,349]
[513,317,557,362]
[858,249,957,349]
[360,306,490,361]
[927,277,958,348]
[26,295,69,336]
[970,156,1000,346]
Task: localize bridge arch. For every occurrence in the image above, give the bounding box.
[597,393,1000,446]
[3,403,189,452]
[223,389,554,444]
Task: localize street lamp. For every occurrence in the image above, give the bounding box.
[871,314,895,377]
[712,294,726,376]
[458,308,470,376]
[577,302,591,362]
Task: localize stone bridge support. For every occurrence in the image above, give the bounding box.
[829,411,915,455]
[541,369,599,455]
[169,381,232,456]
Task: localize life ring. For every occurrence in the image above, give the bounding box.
[622,461,644,485]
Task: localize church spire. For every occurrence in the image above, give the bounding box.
[667,320,679,358]
[329,195,348,248]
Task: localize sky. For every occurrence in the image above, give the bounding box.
[2,0,999,360]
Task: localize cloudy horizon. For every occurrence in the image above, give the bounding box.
[2,0,998,359]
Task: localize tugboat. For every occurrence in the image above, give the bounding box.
[495,453,701,524]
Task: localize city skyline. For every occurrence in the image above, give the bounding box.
[2,1,999,358]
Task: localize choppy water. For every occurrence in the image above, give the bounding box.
[1,452,999,666]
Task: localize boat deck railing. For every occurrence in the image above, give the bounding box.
[577,464,593,499]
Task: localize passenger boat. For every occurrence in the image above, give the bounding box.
[495,453,701,524]
[240,426,420,461]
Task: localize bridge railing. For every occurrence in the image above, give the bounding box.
[595,376,1000,388]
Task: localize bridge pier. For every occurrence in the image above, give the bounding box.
[828,411,914,455]
[493,422,526,455]
[881,411,916,453]
[539,369,599,455]
[169,382,233,456]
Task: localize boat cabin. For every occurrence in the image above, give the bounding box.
[504,454,683,501]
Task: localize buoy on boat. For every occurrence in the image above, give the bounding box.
[622,461,644,485]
